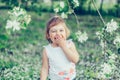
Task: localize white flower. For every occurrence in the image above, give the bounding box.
[4,68,11,74]
[4,71,13,77]
[6,20,20,31]
[61,12,68,19]
[24,15,31,24]
[10,7,25,17]
[101,63,112,74]
[54,8,59,13]
[14,10,25,17]
[96,31,100,36]
[75,30,88,43]
[73,0,79,8]
[6,20,13,29]
[43,0,52,4]
[95,31,102,39]
[100,40,107,49]
[113,35,120,45]
[109,54,117,60]
[6,7,31,32]
[13,7,20,11]
[60,1,65,8]
[105,19,118,33]
[97,72,106,79]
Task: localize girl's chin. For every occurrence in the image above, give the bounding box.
[51,41,57,44]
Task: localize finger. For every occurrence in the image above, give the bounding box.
[61,35,65,40]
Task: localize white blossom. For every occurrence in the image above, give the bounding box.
[6,20,20,31]
[6,7,31,32]
[75,30,88,43]
[113,35,120,45]
[105,19,118,33]
[24,15,31,24]
[13,7,20,11]
[43,0,52,4]
[60,1,65,8]
[100,40,106,49]
[14,10,25,17]
[73,0,79,8]
[95,31,102,39]
[97,62,116,79]
[101,63,112,74]
[97,72,106,79]
[54,8,59,13]
[96,31,101,36]
[61,12,68,19]
[109,54,117,60]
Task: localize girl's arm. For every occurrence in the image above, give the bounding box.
[40,49,49,80]
[60,41,79,64]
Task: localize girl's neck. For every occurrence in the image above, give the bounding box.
[51,43,59,48]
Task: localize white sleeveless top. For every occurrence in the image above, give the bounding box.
[44,39,76,80]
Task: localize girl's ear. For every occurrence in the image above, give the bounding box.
[47,34,50,38]
[46,34,49,39]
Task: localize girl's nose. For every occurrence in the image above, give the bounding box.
[56,31,60,34]
[55,34,60,37]
[55,33,61,38]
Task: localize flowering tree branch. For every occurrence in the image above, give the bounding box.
[66,0,80,29]
[92,0,106,25]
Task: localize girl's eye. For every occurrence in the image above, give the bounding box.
[51,30,56,33]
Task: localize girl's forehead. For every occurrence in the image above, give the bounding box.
[50,24,65,30]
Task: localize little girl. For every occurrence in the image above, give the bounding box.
[40,16,79,80]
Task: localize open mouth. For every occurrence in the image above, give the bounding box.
[54,35,64,40]
[54,37,57,40]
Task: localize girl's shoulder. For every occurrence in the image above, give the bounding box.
[43,44,51,49]
[42,44,52,55]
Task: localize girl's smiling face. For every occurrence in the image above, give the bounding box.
[49,23,67,44]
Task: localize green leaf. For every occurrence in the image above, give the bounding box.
[105,73,111,78]
[106,49,113,55]
[0,34,9,40]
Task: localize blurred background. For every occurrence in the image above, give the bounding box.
[0,0,120,80]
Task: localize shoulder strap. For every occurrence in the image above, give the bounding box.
[43,44,51,57]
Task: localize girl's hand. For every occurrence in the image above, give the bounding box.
[54,35,66,47]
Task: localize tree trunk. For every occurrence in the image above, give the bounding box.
[99,0,104,13]
[117,0,120,17]
[88,0,92,13]
[17,0,22,6]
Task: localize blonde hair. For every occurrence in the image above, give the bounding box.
[45,16,70,43]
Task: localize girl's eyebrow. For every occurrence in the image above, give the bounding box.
[51,28,64,31]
